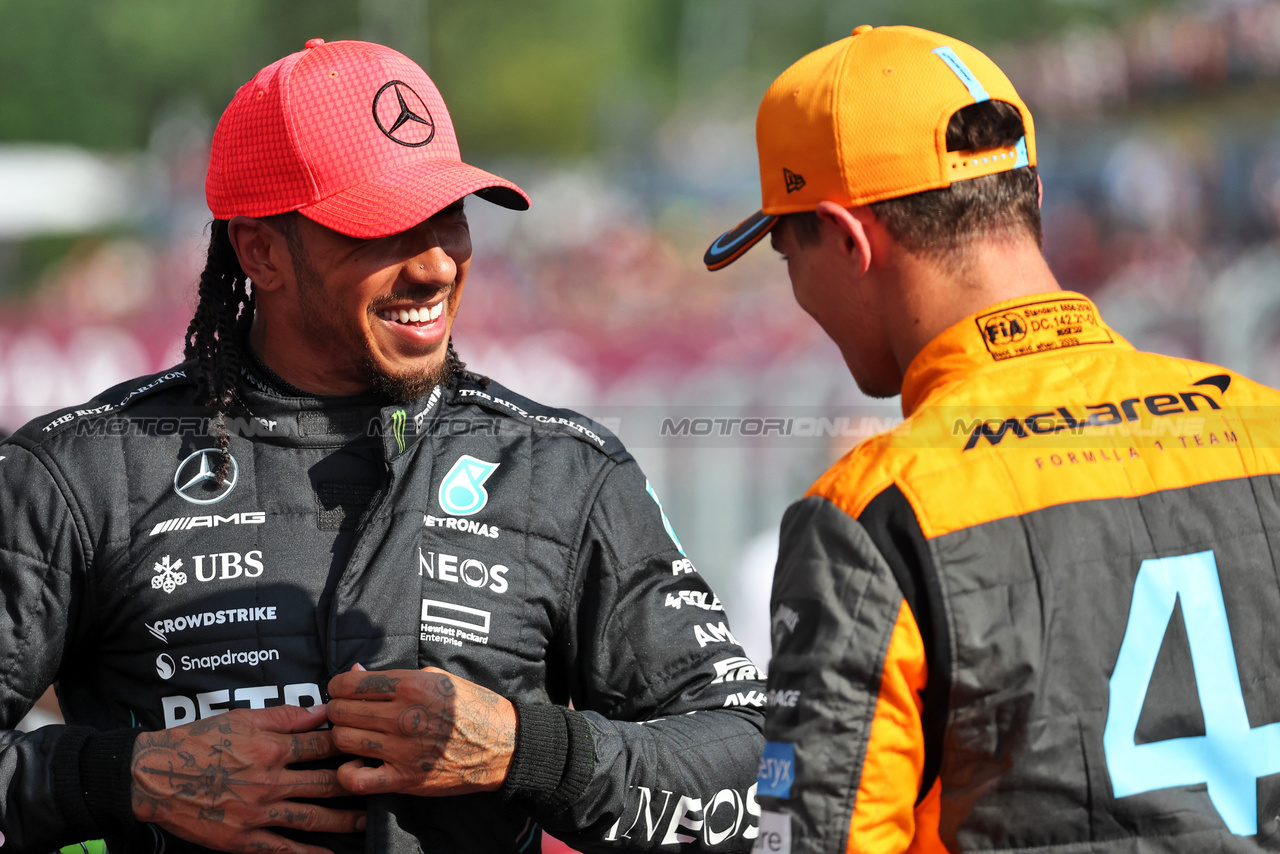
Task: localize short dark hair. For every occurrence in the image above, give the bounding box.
[780,100,1040,259]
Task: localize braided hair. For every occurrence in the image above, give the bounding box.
[184,219,253,485]
[444,340,488,390]
[185,218,486,483]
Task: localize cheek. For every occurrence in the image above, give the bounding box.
[787,265,817,312]
[447,260,470,316]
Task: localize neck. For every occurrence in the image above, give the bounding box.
[247,313,373,397]
[884,237,1061,374]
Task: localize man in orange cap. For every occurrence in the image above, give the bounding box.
[0,39,763,854]
[708,24,1280,853]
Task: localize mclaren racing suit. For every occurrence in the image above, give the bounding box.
[0,361,766,854]
[758,292,1280,853]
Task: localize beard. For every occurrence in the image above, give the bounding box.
[364,349,453,402]
[293,245,456,404]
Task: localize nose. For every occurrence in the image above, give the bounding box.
[405,243,456,286]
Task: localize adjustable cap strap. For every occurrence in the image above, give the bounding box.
[932,45,990,103]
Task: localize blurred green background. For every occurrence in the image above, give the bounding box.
[0,0,1174,155]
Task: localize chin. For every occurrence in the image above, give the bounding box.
[363,354,451,403]
[848,366,903,400]
[853,380,902,400]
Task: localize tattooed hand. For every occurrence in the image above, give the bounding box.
[130,703,365,854]
[327,666,516,797]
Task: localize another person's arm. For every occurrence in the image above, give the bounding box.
[758,494,937,854]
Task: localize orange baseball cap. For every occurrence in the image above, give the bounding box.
[704,24,1036,270]
[206,39,529,238]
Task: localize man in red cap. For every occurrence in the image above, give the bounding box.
[0,40,764,854]
[707,24,1280,854]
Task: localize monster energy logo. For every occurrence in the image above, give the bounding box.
[392,409,407,453]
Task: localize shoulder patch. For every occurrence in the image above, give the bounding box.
[974,297,1112,361]
[451,379,626,458]
[23,364,196,440]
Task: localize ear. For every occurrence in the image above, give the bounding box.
[814,201,873,277]
[226,216,291,292]
[1037,173,1044,208]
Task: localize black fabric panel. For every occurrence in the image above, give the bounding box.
[299,409,370,438]
[78,727,144,834]
[48,726,95,832]
[858,485,950,804]
[934,474,1280,852]
[314,481,378,531]
[502,700,571,808]
[763,495,907,853]
[501,702,595,816]
[0,366,761,854]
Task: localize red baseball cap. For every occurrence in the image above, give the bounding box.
[206,38,529,238]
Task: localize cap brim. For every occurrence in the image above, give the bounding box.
[299,159,530,239]
[704,211,778,271]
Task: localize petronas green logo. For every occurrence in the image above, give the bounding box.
[438,455,499,516]
[391,409,407,454]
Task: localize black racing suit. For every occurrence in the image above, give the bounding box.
[0,360,765,853]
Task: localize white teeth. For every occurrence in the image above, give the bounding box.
[380,304,443,323]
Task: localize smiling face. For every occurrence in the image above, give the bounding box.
[250,200,472,399]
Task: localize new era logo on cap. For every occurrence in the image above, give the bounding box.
[784,168,806,194]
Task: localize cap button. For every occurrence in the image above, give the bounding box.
[852,25,873,36]
[304,38,326,50]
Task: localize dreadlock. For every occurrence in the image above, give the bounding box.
[185,219,254,485]
[185,218,487,483]
[446,341,488,390]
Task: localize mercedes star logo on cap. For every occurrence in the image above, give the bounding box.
[173,448,238,505]
[373,80,435,147]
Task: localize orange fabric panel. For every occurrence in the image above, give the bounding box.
[809,293,1280,540]
[906,780,945,854]
[846,601,940,853]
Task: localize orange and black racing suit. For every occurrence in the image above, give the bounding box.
[757,292,1280,853]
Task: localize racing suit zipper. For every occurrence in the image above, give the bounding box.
[323,457,396,680]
